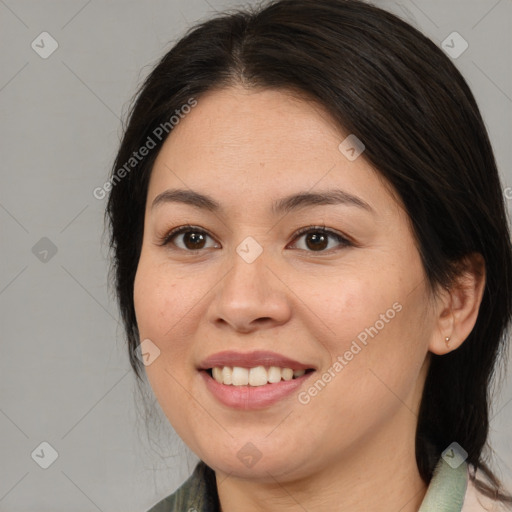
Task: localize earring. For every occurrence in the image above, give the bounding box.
[445,336,451,347]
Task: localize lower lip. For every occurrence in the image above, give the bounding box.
[200,370,314,410]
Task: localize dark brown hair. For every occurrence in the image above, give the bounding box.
[106,0,512,503]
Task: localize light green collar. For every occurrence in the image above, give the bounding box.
[419,458,468,512]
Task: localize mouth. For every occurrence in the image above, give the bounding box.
[205,366,315,386]
[197,350,316,409]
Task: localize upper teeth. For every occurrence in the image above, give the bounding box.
[211,366,306,386]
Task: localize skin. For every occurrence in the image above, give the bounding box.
[133,85,485,512]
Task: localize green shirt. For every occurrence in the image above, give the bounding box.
[145,457,474,512]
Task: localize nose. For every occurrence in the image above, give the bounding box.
[206,244,292,334]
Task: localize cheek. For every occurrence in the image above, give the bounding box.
[133,256,207,375]
[133,260,183,374]
[339,298,429,415]
[134,262,165,337]
[301,273,399,352]
[133,254,185,336]
[316,269,429,397]
[133,259,199,428]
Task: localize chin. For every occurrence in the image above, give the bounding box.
[199,443,313,482]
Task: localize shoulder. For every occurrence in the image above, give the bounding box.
[462,467,512,512]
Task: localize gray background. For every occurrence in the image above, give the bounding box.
[1,0,511,511]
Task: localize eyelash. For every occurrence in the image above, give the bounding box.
[158,224,353,254]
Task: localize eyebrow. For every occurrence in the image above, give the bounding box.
[151,188,374,215]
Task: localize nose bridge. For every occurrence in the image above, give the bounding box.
[225,234,270,297]
[235,233,266,266]
[209,234,291,330]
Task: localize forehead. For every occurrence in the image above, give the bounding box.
[146,85,399,218]
[168,86,343,157]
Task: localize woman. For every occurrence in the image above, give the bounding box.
[106,0,512,510]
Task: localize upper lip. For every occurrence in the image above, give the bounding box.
[198,350,315,371]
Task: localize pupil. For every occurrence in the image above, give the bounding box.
[307,233,327,251]
[186,232,205,249]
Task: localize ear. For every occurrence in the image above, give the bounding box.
[429,253,486,355]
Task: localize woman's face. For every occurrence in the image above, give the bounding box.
[133,86,438,482]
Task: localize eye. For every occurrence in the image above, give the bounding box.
[289,225,352,253]
[158,224,352,253]
[159,225,218,252]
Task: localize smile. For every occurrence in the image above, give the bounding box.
[197,350,317,409]
[207,366,313,386]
